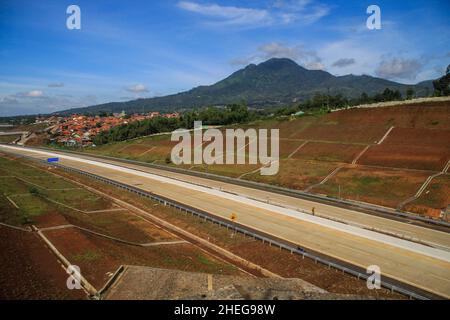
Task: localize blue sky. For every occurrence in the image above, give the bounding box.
[1,0,449,116]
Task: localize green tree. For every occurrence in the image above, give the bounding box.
[360,92,370,104]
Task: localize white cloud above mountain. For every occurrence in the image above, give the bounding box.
[375,57,424,81]
[231,42,324,70]
[25,90,44,97]
[332,58,356,68]
[125,84,149,93]
[177,0,330,27]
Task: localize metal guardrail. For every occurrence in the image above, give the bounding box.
[35,159,434,300]
[31,145,450,229]
[1,148,441,300]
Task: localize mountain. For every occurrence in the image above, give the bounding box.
[58,58,433,115]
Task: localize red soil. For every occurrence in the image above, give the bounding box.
[405,175,450,216]
[291,142,366,163]
[278,139,308,158]
[0,226,86,300]
[34,211,71,229]
[45,227,239,289]
[285,102,450,144]
[360,128,450,171]
[44,228,116,289]
[325,103,450,129]
[295,124,388,144]
[246,159,339,190]
[377,127,450,146]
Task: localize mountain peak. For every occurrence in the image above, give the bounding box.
[258,57,301,68]
[58,57,434,115]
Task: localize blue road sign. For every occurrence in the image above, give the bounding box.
[47,157,59,163]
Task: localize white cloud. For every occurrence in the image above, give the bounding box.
[0,91,99,116]
[318,39,381,76]
[375,58,423,80]
[125,84,149,93]
[305,61,324,70]
[231,42,324,70]
[177,1,270,26]
[332,58,356,68]
[48,82,64,88]
[316,31,432,83]
[260,42,303,59]
[273,0,329,24]
[298,5,330,24]
[177,1,329,27]
[26,90,44,97]
[272,0,311,11]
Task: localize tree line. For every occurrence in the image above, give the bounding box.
[273,87,411,116]
[93,104,254,145]
[93,84,446,145]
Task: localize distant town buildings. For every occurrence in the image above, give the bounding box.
[40,111,179,146]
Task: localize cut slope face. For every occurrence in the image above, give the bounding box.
[312,166,431,208]
[359,128,450,171]
[405,175,450,216]
[323,103,450,129]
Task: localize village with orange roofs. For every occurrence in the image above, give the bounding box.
[32,111,180,147]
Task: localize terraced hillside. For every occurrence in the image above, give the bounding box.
[82,101,450,219]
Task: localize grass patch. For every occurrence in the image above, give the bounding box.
[245,159,338,190]
[196,253,214,266]
[18,174,76,189]
[0,196,31,225]
[0,177,30,195]
[46,188,112,212]
[72,250,102,262]
[12,194,51,217]
[314,167,429,208]
[357,176,382,186]
[0,135,21,143]
[0,155,114,226]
